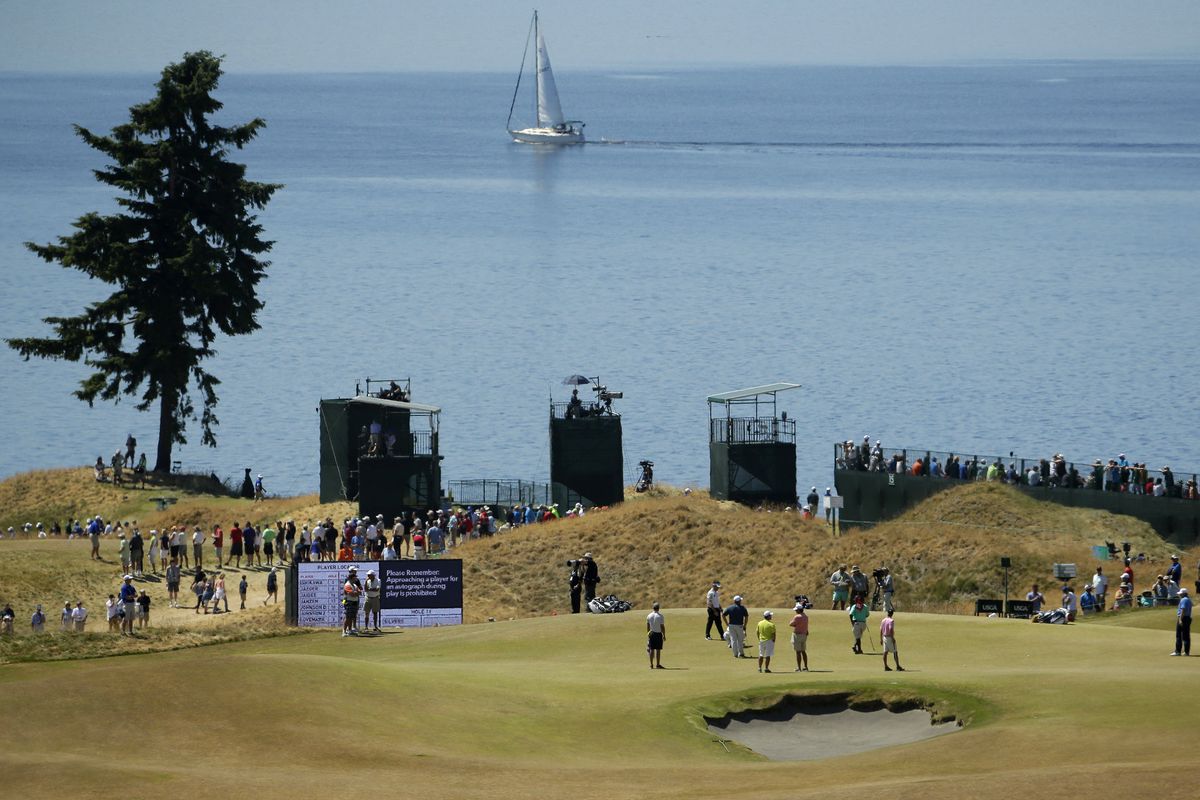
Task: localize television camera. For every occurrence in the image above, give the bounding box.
[592,384,623,413]
[635,460,654,493]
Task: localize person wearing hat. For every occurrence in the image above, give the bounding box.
[805,487,820,515]
[342,566,363,637]
[363,569,382,632]
[829,565,851,610]
[848,596,870,654]
[253,473,266,501]
[880,609,904,671]
[646,602,666,669]
[582,553,600,610]
[788,603,810,672]
[30,604,46,633]
[879,567,896,614]
[1079,584,1098,615]
[848,565,869,604]
[88,516,102,559]
[1166,554,1183,588]
[264,567,279,605]
[1172,588,1192,656]
[119,574,138,635]
[705,582,724,641]
[756,611,777,673]
[0,603,14,635]
[722,595,750,658]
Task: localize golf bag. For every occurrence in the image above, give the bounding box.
[587,594,632,614]
[1032,608,1068,624]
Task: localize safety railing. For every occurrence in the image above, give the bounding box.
[710,417,796,445]
[833,443,1199,498]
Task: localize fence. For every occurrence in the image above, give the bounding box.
[550,401,620,420]
[710,417,796,445]
[447,479,553,508]
[834,443,1198,499]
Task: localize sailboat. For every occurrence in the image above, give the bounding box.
[506,11,585,144]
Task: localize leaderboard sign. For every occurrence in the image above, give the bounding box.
[297,560,463,628]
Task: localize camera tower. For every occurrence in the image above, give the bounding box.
[550,376,625,510]
[318,378,443,521]
[707,383,800,505]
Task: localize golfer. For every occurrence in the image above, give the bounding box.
[848,597,870,654]
[788,603,809,672]
[363,569,382,632]
[1173,587,1192,656]
[722,595,749,658]
[705,581,724,640]
[756,610,776,673]
[646,602,666,669]
[880,609,904,671]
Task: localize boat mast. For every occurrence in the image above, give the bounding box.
[533,10,540,126]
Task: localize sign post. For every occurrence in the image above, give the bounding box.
[1000,556,1011,616]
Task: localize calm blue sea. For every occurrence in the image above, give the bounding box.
[2,61,1199,497]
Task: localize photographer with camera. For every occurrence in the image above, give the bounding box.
[568,559,583,614]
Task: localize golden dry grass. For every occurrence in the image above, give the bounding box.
[1,468,1198,800]
[458,482,1187,622]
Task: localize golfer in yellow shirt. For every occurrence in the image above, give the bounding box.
[756,610,776,673]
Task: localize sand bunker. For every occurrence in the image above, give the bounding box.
[706,696,959,761]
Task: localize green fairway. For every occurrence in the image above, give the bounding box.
[1,606,1194,799]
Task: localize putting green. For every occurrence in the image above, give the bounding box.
[0,607,1193,799]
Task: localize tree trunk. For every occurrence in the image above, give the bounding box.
[154,390,177,473]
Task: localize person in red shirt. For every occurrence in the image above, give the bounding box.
[212,525,224,566]
[227,523,243,568]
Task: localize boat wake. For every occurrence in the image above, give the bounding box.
[595,138,1200,154]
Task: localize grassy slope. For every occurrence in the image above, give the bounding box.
[458,482,1185,621]
[0,606,1195,799]
[0,469,1197,797]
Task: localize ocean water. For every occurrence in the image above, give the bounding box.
[2,61,1199,497]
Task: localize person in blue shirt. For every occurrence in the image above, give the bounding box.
[722,595,750,659]
[1172,587,1192,656]
[1079,585,1098,615]
[1166,554,1183,587]
[119,575,138,636]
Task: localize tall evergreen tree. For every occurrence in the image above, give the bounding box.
[7,52,280,473]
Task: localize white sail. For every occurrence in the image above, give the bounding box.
[535,29,566,128]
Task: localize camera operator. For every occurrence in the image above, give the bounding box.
[567,559,583,613]
[877,567,895,613]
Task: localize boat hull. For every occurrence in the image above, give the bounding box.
[510,127,585,145]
